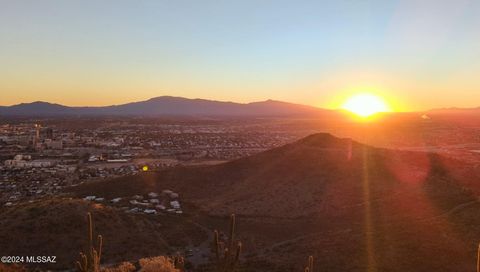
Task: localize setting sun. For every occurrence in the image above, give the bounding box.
[342,94,390,117]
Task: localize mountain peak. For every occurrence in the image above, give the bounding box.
[13,101,67,108]
[16,101,53,106]
[297,133,355,148]
[147,96,188,101]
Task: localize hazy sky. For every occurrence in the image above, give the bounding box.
[1,0,479,110]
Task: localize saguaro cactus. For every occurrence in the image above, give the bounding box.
[213,214,242,272]
[303,256,314,272]
[76,212,103,272]
[477,243,480,272]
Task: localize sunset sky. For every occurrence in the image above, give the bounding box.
[1,0,480,111]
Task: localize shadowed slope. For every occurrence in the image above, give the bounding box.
[0,198,206,270]
[70,133,477,218]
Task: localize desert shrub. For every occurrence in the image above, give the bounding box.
[0,264,28,272]
[138,256,180,272]
[101,262,136,272]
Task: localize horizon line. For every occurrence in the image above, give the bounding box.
[1,95,478,113]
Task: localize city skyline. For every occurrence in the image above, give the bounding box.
[2,0,480,111]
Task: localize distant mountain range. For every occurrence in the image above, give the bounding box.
[428,107,480,114]
[0,96,334,117]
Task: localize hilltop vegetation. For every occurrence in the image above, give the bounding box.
[0,198,206,270]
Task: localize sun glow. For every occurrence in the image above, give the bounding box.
[342,94,390,117]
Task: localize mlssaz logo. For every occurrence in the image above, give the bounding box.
[26,256,56,263]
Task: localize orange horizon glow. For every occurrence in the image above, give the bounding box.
[2,1,480,111]
[342,94,391,118]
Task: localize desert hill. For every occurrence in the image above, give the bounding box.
[67,133,480,271]
[70,133,478,218]
[0,198,206,270]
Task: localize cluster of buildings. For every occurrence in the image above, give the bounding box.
[0,159,160,205]
[83,190,183,215]
[4,154,57,168]
[0,120,296,161]
[1,173,67,207]
[0,118,301,207]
